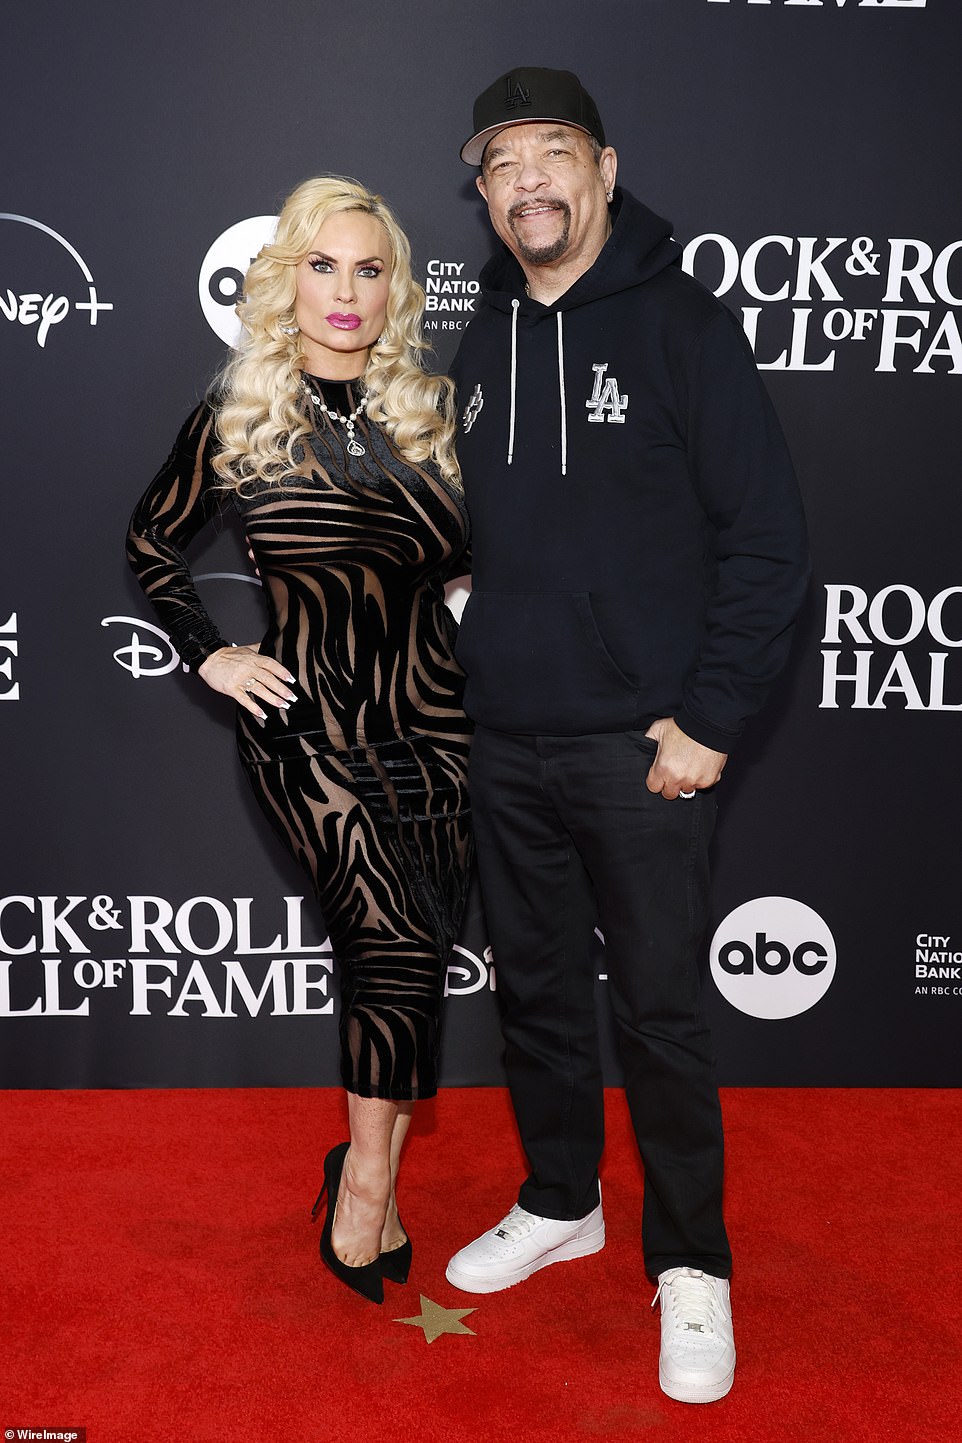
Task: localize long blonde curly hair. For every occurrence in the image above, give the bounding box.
[213,176,459,490]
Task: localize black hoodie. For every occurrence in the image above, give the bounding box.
[450,188,810,753]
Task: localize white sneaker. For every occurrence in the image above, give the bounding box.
[653,1267,736,1403]
[445,1198,605,1294]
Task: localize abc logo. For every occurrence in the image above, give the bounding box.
[709,897,836,1020]
[198,216,278,347]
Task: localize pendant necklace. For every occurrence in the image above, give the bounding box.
[302,379,368,456]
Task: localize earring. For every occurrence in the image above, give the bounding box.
[606,190,614,202]
[281,321,299,336]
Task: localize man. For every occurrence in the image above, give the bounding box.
[444,68,809,1404]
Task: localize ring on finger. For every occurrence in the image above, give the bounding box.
[243,677,256,694]
[679,789,696,799]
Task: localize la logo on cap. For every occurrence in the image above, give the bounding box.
[504,75,532,110]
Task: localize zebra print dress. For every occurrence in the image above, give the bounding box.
[126,378,472,1100]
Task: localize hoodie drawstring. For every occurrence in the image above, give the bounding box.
[507,298,519,467]
[556,311,567,478]
[506,298,568,477]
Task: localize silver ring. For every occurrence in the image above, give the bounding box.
[243,678,256,694]
[679,789,696,799]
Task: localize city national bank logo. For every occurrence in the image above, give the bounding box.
[820,583,962,711]
[422,258,479,334]
[710,897,836,1019]
[199,216,278,346]
[682,233,960,373]
[1,214,113,348]
[914,932,962,998]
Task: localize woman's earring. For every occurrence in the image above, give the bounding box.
[281,321,299,336]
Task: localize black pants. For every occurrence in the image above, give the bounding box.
[470,725,732,1280]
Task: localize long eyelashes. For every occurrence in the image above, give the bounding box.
[307,257,383,278]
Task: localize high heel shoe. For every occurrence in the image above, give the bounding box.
[379,1217,412,1285]
[311,1142,384,1304]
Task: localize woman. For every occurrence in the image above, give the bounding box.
[127,177,472,1304]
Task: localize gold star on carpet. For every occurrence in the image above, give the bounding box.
[395,1294,476,1343]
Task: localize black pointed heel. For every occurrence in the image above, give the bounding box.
[312,1141,384,1305]
[380,1221,412,1285]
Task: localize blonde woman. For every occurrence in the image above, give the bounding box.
[127,178,472,1304]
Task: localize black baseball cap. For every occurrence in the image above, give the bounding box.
[460,66,605,166]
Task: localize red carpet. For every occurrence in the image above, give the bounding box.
[2,1087,960,1443]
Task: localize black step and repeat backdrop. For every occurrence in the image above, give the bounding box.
[2,0,959,1089]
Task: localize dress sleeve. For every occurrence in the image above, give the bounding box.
[125,401,230,671]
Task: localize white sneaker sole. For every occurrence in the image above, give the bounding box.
[659,1362,735,1405]
[445,1218,606,1294]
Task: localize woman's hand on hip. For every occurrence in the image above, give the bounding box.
[197,644,297,720]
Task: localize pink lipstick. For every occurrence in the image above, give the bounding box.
[327,313,362,330]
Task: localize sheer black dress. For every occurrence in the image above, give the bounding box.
[127,379,472,1099]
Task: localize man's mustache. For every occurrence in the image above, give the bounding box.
[507,198,570,222]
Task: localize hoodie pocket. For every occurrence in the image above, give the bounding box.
[455,590,641,733]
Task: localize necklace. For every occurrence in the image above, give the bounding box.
[302,379,368,456]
